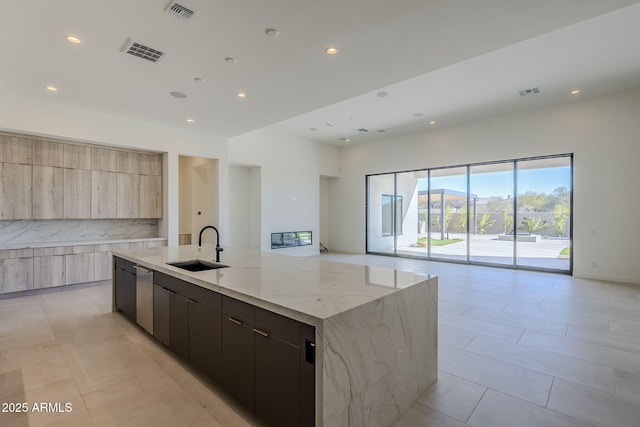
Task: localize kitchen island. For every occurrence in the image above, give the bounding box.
[112,245,437,427]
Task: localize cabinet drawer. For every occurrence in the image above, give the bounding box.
[222,296,254,325]
[255,307,302,347]
[115,256,136,274]
[153,271,221,310]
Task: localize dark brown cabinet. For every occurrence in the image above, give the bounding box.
[152,271,222,381]
[114,257,136,322]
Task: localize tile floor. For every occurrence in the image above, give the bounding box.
[1,253,639,426]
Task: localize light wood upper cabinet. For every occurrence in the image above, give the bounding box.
[140,153,162,176]
[64,169,91,218]
[33,166,64,219]
[139,175,162,218]
[63,144,92,170]
[117,151,140,174]
[91,171,117,218]
[116,173,140,218]
[0,163,32,219]
[33,140,64,167]
[92,148,117,172]
[0,135,33,164]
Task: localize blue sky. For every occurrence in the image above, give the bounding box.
[418,166,571,198]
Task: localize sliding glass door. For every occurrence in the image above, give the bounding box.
[365,154,572,273]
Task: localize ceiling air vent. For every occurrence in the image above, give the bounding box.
[166,1,197,21]
[519,87,541,97]
[122,39,165,63]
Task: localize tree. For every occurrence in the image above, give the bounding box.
[502,208,514,234]
[477,213,496,234]
[518,191,548,212]
[553,204,570,236]
[457,205,468,232]
[521,216,548,234]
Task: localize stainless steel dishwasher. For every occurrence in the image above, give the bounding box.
[134,265,154,334]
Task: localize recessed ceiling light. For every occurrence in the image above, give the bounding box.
[325,47,338,55]
[570,89,581,95]
[339,138,350,142]
[309,128,317,131]
[429,120,437,125]
[194,77,205,83]
[65,35,81,44]
[377,91,389,97]
[186,118,194,123]
[377,129,386,133]
[170,91,187,99]
[45,85,58,92]
[225,57,237,63]
[413,113,424,117]
[325,123,334,127]
[265,28,279,38]
[236,92,247,98]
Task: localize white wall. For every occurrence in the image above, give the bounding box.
[228,165,251,249]
[229,128,339,256]
[0,96,228,246]
[332,89,640,284]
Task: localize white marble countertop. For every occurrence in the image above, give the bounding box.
[113,245,434,323]
[0,237,167,251]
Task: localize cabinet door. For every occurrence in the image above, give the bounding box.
[33,166,64,219]
[170,292,189,360]
[153,284,170,347]
[221,316,255,411]
[189,301,222,383]
[116,173,140,218]
[254,333,301,427]
[64,169,91,218]
[0,163,32,219]
[114,264,136,321]
[91,171,117,218]
[139,175,162,218]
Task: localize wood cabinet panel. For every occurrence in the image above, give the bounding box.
[189,301,222,383]
[33,255,65,288]
[117,151,140,174]
[139,175,162,218]
[0,135,33,164]
[140,153,162,176]
[64,253,94,284]
[91,147,118,172]
[33,140,64,167]
[33,166,64,219]
[63,144,92,170]
[0,163,32,219]
[116,173,140,218]
[91,171,117,218]
[64,169,91,218]
[0,257,34,293]
[94,251,112,281]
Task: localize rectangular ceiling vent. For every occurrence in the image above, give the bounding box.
[519,87,541,97]
[122,39,165,63]
[166,1,197,21]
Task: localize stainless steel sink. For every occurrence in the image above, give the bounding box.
[166,260,229,272]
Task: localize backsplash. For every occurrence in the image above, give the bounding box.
[0,219,158,245]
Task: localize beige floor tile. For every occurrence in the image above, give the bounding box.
[440,311,524,342]
[0,340,72,400]
[467,335,615,393]
[519,330,640,373]
[39,292,103,322]
[566,325,640,354]
[83,368,215,427]
[468,389,594,427]
[461,306,568,336]
[50,312,132,349]
[392,402,467,427]
[418,371,486,423]
[162,363,264,427]
[126,330,181,370]
[0,378,93,427]
[609,319,640,338]
[503,301,610,329]
[61,334,158,394]
[614,368,640,403]
[548,378,640,427]
[438,344,553,406]
[0,304,55,352]
[438,324,477,349]
[74,283,113,313]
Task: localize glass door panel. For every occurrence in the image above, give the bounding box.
[367,174,396,255]
[429,167,468,261]
[395,170,428,258]
[469,163,514,265]
[516,157,572,271]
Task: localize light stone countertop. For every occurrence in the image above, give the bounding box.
[0,237,167,251]
[113,245,434,325]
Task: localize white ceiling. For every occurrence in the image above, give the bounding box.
[2,0,640,144]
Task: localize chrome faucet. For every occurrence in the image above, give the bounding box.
[198,225,223,263]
